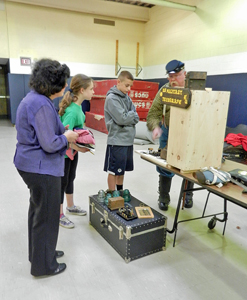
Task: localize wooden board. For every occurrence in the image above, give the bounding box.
[167,90,230,172]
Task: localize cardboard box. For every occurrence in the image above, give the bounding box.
[108,196,124,210]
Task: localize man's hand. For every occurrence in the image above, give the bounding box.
[152,127,163,140]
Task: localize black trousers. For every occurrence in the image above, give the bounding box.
[18,170,61,276]
[61,153,78,204]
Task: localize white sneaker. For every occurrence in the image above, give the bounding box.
[66,205,87,216]
[59,214,75,229]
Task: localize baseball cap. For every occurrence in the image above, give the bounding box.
[166,60,185,74]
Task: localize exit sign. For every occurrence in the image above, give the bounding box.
[20,57,31,66]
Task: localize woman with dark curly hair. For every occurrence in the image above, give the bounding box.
[14,58,78,277]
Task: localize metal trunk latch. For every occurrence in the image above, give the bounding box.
[91,202,95,214]
[100,210,109,228]
[119,226,124,240]
[126,226,131,240]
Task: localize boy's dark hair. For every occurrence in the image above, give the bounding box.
[29,58,70,97]
[118,70,134,81]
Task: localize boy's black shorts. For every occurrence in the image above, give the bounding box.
[104,145,133,175]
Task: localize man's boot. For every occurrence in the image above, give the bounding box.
[185,181,194,208]
[158,175,172,211]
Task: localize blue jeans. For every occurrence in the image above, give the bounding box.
[157,125,174,178]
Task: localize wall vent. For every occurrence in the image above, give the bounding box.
[94,18,115,26]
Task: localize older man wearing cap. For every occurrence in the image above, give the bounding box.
[147,59,194,211]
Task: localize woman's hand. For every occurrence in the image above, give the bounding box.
[64,130,78,143]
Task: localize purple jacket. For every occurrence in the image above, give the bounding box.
[14,90,68,176]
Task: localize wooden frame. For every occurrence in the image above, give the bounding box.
[115,40,142,77]
[135,206,154,219]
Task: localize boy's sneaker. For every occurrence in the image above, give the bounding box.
[59,214,75,229]
[66,205,87,216]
